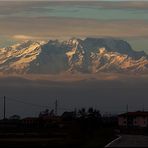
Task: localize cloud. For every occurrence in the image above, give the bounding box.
[0,1,148,51]
[2,18,148,38]
[12,35,38,40]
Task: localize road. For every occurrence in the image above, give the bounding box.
[106,134,148,147]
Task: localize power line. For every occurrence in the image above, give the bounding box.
[0,96,130,115]
[0,96,70,111]
[6,97,50,109]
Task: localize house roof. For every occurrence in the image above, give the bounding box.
[118,111,148,117]
[22,117,38,121]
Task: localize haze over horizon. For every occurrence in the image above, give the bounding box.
[0,74,148,118]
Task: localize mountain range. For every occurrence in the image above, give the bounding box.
[0,37,148,74]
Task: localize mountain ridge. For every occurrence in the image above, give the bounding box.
[0,37,148,74]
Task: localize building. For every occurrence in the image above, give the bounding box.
[22,117,40,128]
[118,111,148,128]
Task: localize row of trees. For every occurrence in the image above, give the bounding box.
[39,107,102,121]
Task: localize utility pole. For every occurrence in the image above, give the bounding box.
[55,99,58,116]
[4,96,6,120]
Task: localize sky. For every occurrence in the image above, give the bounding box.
[0,0,148,1]
[0,1,148,52]
[0,1,148,117]
[0,74,148,117]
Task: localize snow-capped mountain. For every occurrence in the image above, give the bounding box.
[0,38,148,74]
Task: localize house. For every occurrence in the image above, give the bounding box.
[22,117,40,127]
[118,111,148,128]
[9,115,20,120]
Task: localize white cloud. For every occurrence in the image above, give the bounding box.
[12,35,39,40]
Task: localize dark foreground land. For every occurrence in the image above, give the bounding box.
[0,110,117,147]
[0,127,115,148]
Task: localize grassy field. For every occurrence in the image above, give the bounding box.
[0,127,116,147]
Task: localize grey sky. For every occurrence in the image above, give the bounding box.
[0,0,148,2]
[0,1,148,52]
[0,75,148,117]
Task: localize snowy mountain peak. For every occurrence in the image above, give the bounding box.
[68,38,79,46]
[99,47,106,54]
[0,37,147,74]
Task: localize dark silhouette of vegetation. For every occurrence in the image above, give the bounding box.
[0,107,118,148]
